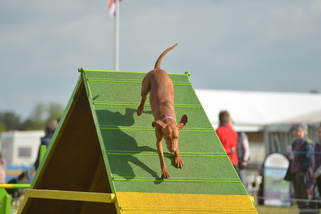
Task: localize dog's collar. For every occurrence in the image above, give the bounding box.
[162,116,175,122]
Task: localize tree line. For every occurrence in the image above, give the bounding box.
[0,103,64,133]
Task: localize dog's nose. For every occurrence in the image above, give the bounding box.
[167,144,176,153]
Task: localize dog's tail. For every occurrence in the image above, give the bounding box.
[154,43,178,69]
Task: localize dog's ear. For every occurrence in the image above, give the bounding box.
[152,120,167,130]
[177,115,188,130]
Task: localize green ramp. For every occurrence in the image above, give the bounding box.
[18,69,257,214]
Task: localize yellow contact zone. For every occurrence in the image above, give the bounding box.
[116,192,258,214]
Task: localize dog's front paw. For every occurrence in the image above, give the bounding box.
[161,170,170,179]
[175,157,184,169]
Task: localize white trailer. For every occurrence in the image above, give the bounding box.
[0,130,44,166]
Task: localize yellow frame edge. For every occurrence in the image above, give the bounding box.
[17,189,116,214]
[22,189,115,202]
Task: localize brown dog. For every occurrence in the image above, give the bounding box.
[137,43,188,179]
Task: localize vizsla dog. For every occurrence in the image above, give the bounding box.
[137,43,188,179]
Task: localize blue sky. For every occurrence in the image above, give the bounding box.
[1,0,321,119]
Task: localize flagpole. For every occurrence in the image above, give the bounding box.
[114,0,120,70]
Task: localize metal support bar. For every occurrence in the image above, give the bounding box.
[0,184,30,189]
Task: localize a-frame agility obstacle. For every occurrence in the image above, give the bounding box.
[18,68,258,213]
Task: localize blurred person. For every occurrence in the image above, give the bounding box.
[312,124,321,197]
[308,123,321,212]
[49,119,59,135]
[0,153,7,183]
[237,131,250,191]
[289,122,314,213]
[34,119,59,170]
[216,111,238,172]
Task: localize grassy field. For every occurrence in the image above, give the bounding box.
[255,204,321,214]
[255,204,295,214]
[11,204,302,213]
[12,204,320,214]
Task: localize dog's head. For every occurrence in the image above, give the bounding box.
[152,115,188,153]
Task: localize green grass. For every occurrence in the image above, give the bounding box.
[255,204,315,214]
[13,203,318,213]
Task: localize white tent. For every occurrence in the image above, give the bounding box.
[195,89,321,132]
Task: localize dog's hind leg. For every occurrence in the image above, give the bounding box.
[137,74,151,116]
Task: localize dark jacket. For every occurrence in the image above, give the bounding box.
[34,136,52,170]
[289,137,314,189]
[291,137,314,173]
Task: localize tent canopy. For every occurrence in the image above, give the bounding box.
[195,89,321,132]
